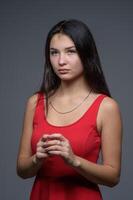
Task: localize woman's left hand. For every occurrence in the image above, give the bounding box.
[43,133,80,167]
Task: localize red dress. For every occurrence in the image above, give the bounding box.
[30,92,106,200]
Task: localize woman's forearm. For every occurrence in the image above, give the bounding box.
[72,156,120,187]
[17,155,43,179]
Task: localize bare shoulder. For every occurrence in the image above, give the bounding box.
[99,96,121,121]
[101,96,120,113]
[26,93,39,111]
[96,96,122,135]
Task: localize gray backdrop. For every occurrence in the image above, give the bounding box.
[0,0,132,199]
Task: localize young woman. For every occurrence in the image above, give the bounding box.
[17,19,122,200]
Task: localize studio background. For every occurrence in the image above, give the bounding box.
[0,0,132,199]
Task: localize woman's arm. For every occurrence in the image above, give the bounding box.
[17,94,44,179]
[72,97,122,187]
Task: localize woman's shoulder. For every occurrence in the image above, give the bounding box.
[99,95,121,117]
[28,93,38,103]
[26,92,42,110]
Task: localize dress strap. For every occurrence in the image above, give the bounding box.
[36,92,44,106]
[84,94,107,126]
[33,92,44,124]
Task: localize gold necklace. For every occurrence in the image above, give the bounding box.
[49,89,92,114]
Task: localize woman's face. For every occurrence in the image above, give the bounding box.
[49,33,84,81]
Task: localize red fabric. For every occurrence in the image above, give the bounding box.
[30,92,106,200]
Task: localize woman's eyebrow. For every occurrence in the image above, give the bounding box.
[50,46,76,50]
[65,46,76,50]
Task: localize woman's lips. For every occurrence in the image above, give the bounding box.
[58,69,70,73]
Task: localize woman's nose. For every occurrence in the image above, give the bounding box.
[58,53,66,65]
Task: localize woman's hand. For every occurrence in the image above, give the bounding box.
[42,133,80,167]
[33,134,51,164]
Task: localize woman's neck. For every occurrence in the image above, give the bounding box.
[56,77,91,98]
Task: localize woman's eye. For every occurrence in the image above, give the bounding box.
[50,51,58,56]
[67,49,77,54]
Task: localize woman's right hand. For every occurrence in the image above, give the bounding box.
[33,134,50,164]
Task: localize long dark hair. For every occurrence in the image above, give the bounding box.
[37,19,111,112]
